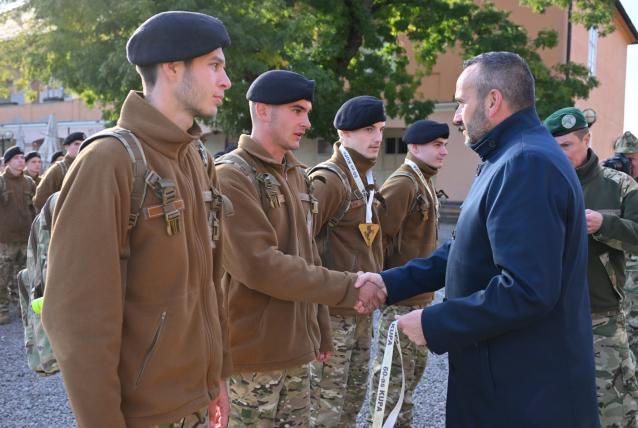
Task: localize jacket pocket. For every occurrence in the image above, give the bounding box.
[135,310,167,387]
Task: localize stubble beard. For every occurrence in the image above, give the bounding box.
[464,103,491,148]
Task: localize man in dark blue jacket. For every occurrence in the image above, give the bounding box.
[357,51,598,427]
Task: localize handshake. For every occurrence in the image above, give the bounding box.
[353,272,387,314]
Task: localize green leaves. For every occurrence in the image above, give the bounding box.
[0,0,611,138]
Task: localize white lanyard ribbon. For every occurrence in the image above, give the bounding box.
[339,144,375,223]
[372,320,405,428]
[404,159,438,218]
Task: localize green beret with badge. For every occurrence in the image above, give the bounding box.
[543,107,588,137]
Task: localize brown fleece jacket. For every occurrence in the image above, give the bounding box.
[24,170,41,186]
[42,91,230,428]
[217,135,360,373]
[0,169,36,243]
[33,154,74,211]
[310,142,384,316]
[378,153,439,306]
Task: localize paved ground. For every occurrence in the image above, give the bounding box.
[0,225,455,427]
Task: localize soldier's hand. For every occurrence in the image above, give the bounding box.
[354,272,387,314]
[396,310,427,346]
[316,351,332,363]
[585,209,603,234]
[210,380,230,428]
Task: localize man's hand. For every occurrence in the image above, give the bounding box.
[354,272,387,314]
[316,351,332,363]
[210,380,230,428]
[585,209,603,234]
[396,309,426,346]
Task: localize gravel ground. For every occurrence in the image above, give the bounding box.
[0,226,454,428]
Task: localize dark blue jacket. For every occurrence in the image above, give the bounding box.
[381,107,598,428]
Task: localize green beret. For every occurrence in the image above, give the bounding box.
[614,131,638,154]
[543,107,588,137]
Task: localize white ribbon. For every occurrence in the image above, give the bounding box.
[372,320,405,428]
[339,144,375,223]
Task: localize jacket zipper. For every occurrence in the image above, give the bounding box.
[136,310,167,386]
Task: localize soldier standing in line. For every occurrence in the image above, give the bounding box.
[24,151,42,185]
[42,11,233,427]
[546,108,638,428]
[33,132,84,211]
[308,95,386,427]
[612,131,638,377]
[0,146,36,324]
[50,150,64,165]
[369,119,449,427]
[216,71,386,427]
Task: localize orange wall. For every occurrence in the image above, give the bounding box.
[572,9,632,160]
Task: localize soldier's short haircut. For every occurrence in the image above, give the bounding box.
[463,51,535,112]
[136,64,158,88]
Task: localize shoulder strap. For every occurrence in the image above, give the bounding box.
[195,140,209,169]
[388,170,419,193]
[215,152,258,183]
[309,161,354,228]
[82,127,149,229]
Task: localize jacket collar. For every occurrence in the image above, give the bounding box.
[117,91,202,159]
[576,149,601,183]
[406,152,438,178]
[330,142,377,175]
[471,107,541,161]
[237,134,305,170]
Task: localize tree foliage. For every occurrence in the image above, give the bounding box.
[0,0,610,139]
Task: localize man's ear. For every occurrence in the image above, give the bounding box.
[157,61,183,83]
[486,89,503,119]
[254,102,271,122]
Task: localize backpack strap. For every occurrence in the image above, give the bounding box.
[58,159,68,180]
[308,161,357,229]
[81,127,149,229]
[215,152,283,211]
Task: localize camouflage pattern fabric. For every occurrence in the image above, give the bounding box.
[593,311,638,428]
[17,269,58,375]
[0,241,27,314]
[368,304,428,427]
[615,132,638,154]
[624,254,638,375]
[310,314,372,427]
[150,407,209,428]
[229,365,310,427]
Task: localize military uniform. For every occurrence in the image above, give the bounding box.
[577,149,638,428]
[371,153,440,427]
[33,153,74,211]
[0,155,36,322]
[217,133,362,427]
[616,131,638,372]
[42,12,233,427]
[309,141,384,427]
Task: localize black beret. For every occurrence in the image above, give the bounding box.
[246,70,315,104]
[334,96,386,131]
[403,120,450,145]
[3,146,24,163]
[64,132,86,145]
[25,151,41,162]
[127,11,230,66]
[51,151,64,163]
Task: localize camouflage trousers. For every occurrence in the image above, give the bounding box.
[368,304,428,427]
[0,241,27,313]
[149,407,209,428]
[624,268,638,376]
[593,310,638,428]
[310,314,372,427]
[229,364,310,427]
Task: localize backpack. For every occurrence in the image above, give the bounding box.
[307,161,367,269]
[17,127,213,376]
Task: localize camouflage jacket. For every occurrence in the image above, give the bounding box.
[577,149,638,312]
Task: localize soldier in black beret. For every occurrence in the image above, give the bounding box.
[0,145,35,324]
[24,151,42,185]
[33,132,84,211]
[369,119,449,425]
[50,150,63,164]
[216,74,386,426]
[41,11,233,428]
[307,95,386,425]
